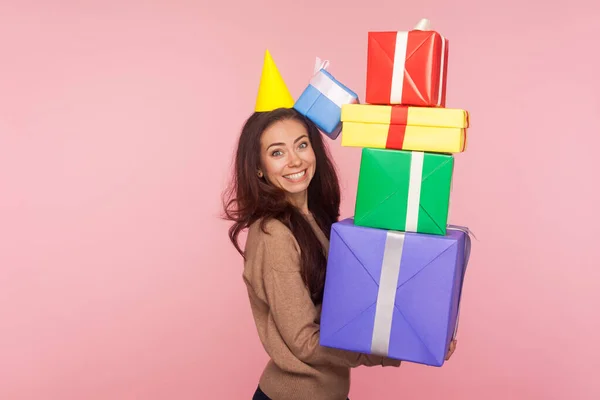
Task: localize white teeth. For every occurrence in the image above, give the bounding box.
[284,170,306,180]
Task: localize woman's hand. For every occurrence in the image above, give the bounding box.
[445,339,457,361]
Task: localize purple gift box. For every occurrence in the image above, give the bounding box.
[320,218,471,367]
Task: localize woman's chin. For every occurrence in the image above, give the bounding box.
[283,185,309,195]
[281,180,311,196]
[279,176,312,194]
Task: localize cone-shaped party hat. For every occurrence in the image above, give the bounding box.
[255,49,294,112]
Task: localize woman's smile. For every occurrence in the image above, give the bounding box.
[283,169,307,183]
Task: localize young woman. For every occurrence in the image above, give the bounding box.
[223,107,404,400]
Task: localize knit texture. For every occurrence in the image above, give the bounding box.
[242,213,401,400]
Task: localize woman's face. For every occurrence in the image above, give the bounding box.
[259,118,316,198]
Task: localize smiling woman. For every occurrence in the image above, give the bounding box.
[222,107,401,400]
[222,107,339,305]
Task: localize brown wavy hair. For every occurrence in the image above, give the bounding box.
[222,107,341,304]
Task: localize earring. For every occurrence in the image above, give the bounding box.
[257,170,263,178]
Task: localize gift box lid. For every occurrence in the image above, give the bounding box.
[316,69,358,98]
[341,103,469,129]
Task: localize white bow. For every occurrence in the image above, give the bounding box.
[313,56,330,75]
[413,18,432,30]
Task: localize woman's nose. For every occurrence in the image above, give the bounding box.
[288,151,302,167]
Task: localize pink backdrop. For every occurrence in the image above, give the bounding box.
[1,1,599,399]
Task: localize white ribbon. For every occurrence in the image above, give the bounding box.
[313,56,330,75]
[371,231,405,356]
[370,224,475,356]
[405,151,424,231]
[309,71,358,108]
[413,18,431,30]
[390,19,447,106]
[390,32,409,104]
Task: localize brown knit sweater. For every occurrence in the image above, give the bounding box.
[242,213,401,400]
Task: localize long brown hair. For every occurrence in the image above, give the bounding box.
[222,107,341,304]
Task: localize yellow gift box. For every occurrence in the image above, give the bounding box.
[341,104,469,153]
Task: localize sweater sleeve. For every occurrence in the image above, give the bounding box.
[257,220,401,369]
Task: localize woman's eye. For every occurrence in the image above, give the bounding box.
[271,150,283,157]
[298,142,308,149]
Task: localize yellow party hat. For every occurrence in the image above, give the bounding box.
[255,49,294,112]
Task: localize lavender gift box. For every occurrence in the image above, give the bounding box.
[320,218,471,367]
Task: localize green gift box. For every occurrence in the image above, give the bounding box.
[354,148,453,235]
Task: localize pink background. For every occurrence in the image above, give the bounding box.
[1,1,599,399]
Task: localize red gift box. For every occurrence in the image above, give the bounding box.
[366,22,448,107]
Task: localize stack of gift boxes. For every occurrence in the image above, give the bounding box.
[294,19,472,367]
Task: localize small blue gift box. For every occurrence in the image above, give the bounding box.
[294,66,359,140]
